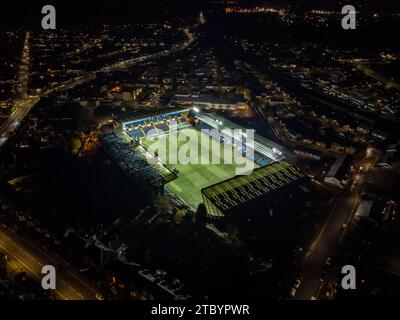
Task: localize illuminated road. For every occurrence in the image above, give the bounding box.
[294,189,359,300]
[295,151,379,300]
[0,24,198,148]
[17,31,30,99]
[0,31,35,146]
[0,225,99,300]
[0,19,202,300]
[99,27,196,73]
[0,98,40,146]
[235,40,381,300]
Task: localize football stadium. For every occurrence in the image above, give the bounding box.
[120,108,291,211]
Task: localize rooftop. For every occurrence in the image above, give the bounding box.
[202,160,305,213]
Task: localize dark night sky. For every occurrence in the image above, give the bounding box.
[0,1,398,29]
[0,0,206,28]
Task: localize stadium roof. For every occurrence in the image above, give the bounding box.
[201,160,305,214]
[201,113,296,163]
[122,109,190,127]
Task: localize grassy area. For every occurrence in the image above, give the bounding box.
[141,127,255,210]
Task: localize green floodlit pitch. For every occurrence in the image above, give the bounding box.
[140,127,257,210]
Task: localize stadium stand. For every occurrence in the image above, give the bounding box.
[101,133,176,188]
[195,113,295,162]
[142,125,158,137]
[201,160,311,230]
[256,157,271,167]
[127,128,144,139]
[122,109,190,140]
[155,122,170,133]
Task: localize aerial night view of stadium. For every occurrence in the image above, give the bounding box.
[1,0,400,315]
[120,109,286,209]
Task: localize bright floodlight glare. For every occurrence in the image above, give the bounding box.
[193,107,200,113]
[272,147,282,155]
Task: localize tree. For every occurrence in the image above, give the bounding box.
[69,138,82,155]
[195,203,207,225]
[243,88,252,101]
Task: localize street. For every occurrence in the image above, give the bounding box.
[0,98,40,146]
[0,225,99,300]
[294,189,359,299]
[0,23,198,148]
[295,150,379,299]
[234,40,383,300]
